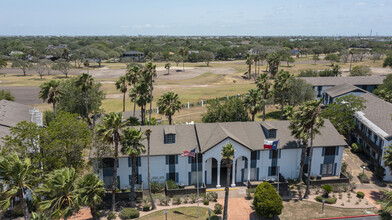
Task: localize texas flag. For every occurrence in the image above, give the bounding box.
[264,140,279,150]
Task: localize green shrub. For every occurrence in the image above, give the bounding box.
[189,194,197,203]
[319,69,334,77]
[341,162,348,173]
[351,143,361,153]
[322,184,333,197]
[207,192,218,202]
[358,173,370,183]
[315,196,337,204]
[173,195,182,205]
[203,198,209,205]
[143,203,150,211]
[0,90,15,101]
[166,180,179,189]
[357,191,365,199]
[107,211,116,220]
[298,69,318,77]
[159,196,170,206]
[214,203,223,214]
[375,165,386,181]
[151,181,165,193]
[183,195,189,204]
[119,208,139,219]
[253,182,283,218]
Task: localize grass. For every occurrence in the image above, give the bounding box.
[138,206,217,220]
[279,200,377,220]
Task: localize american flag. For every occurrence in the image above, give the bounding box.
[181,148,196,158]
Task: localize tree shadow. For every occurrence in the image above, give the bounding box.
[258,110,281,121]
[249,211,280,220]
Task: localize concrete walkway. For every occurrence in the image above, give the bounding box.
[217,198,253,220]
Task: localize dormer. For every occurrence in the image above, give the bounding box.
[261,122,277,139]
[164,126,176,144]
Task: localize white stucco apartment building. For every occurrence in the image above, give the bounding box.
[94,120,347,189]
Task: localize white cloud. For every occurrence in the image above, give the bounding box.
[132,24,152,29]
[298,4,303,8]
[355,2,366,6]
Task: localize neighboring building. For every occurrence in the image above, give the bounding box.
[323,83,367,105]
[45,44,68,50]
[120,51,144,61]
[188,50,199,55]
[93,120,347,189]
[0,100,42,142]
[300,76,385,99]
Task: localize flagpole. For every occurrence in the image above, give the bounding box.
[277,138,280,194]
[196,145,199,218]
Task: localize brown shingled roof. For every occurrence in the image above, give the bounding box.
[299,76,386,86]
[324,83,367,98]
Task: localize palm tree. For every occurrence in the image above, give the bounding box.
[157,92,182,125]
[349,49,354,73]
[0,153,34,220]
[165,62,171,75]
[178,47,187,72]
[221,142,234,220]
[120,127,146,208]
[256,73,271,121]
[377,190,392,217]
[129,81,151,125]
[126,65,141,117]
[253,54,260,79]
[144,129,156,210]
[289,99,324,198]
[38,167,78,220]
[143,62,157,123]
[244,88,264,121]
[245,53,253,80]
[266,52,281,78]
[115,75,128,112]
[75,73,94,126]
[96,112,125,211]
[273,70,292,120]
[75,173,105,220]
[39,80,62,118]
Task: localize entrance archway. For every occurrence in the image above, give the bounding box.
[220,159,233,187]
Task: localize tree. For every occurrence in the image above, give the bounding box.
[322,95,366,135]
[324,53,340,66]
[289,99,324,198]
[52,59,71,78]
[350,65,371,76]
[144,129,156,210]
[12,59,32,76]
[41,59,53,75]
[126,65,141,117]
[34,60,46,79]
[312,54,320,64]
[244,88,264,121]
[253,182,283,218]
[377,190,392,219]
[58,77,105,121]
[164,62,171,75]
[75,73,94,126]
[129,81,151,125]
[0,153,34,220]
[319,69,335,77]
[245,53,253,80]
[75,174,105,220]
[286,77,315,106]
[273,70,292,120]
[332,64,342,77]
[157,92,182,125]
[383,54,392,68]
[115,75,128,112]
[298,69,318,77]
[96,112,125,211]
[171,55,182,67]
[38,167,78,220]
[120,127,146,207]
[178,47,187,72]
[143,62,157,123]
[266,52,281,78]
[0,59,7,69]
[221,142,234,220]
[0,90,15,101]
[39,80,62,118]
[256,73,272,121]
[198,51,214,66]
[86,48,108,67]
[202,97,249,123]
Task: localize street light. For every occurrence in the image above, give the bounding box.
[361,165,366,174]
[322,199,325,214]
[164,210,168,220]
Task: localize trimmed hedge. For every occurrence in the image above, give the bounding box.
[358,173,370,183]
[315,196,337,204]
[119,208,139,219]
[143,204,150,211]
[214,203,223,214]
[356,191,365,199]
[253,182,283,218]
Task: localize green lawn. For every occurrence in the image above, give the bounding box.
[138,207,218,220]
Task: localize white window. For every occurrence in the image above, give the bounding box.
[321,163,334,176]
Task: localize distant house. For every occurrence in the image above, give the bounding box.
[291,49,300,55]
[0,100,42,143]
[188,50,199,55]
[323,83,367,105]
[45,44,68,50]
[120,51,144,62]
[300,76,386,99]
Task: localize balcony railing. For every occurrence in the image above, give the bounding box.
[355,128,382,155]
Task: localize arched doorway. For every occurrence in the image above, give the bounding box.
[205,158,219,186]
[220,159,233,187]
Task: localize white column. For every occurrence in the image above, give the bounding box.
[231,158,236,187]
[202,160,205,185]
[216,160,221,188]
[247,157,251,182]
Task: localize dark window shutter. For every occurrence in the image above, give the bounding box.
[256,168,259,180]
[166,173,169,180]
[164,134,167,144]
[99,160,102,169]
[173,135,176,143]
[320,164,323,176]
[128,157,131,167]
[188,172,191,185]
[175,155,178,164]
[117,160,119,168]
[175,173,179,183]
[279,149,281,159]
[166,155,169,165]
[188,156,191,164]
[117,176,120,189]
[335,147,339,156]
[138,175,142,184]
[138,157,141,167]
[257,151,260,160]
[245,160,248,168]
[334,163,337,176]
[322,147,325,156]
[269,150,272,159]
[268,167,271,176]
[128,175,132,185]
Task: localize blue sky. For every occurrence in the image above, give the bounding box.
[1,0,391,36]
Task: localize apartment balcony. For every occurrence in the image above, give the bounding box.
[355,128,382,155]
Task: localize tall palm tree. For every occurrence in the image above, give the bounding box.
[39,80,62,118]
[178,47,187,72]
[256,73,271,121]
[144,129,156,210]
[221,142,235,220]
[0,153,33,220]
[244,88,264,121]
[75,173,105,220]
[383,145,392,175]
[289,99,324,198]
[120,127,146,208]
[253,54,260,79]
[245,53,253,80]
[164,62,171,75]
[115,75,128,112]
[38,167,78,220]
[129,81,151,125]
[144,62,157,123]
[273,70,292,120]
[266,52,281,78]
[157,92,182,125]
[377,190,392,216]
[96,112,125,211]
[126,65,141,117]
[75,73,94,126]
[349,49,355,73]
